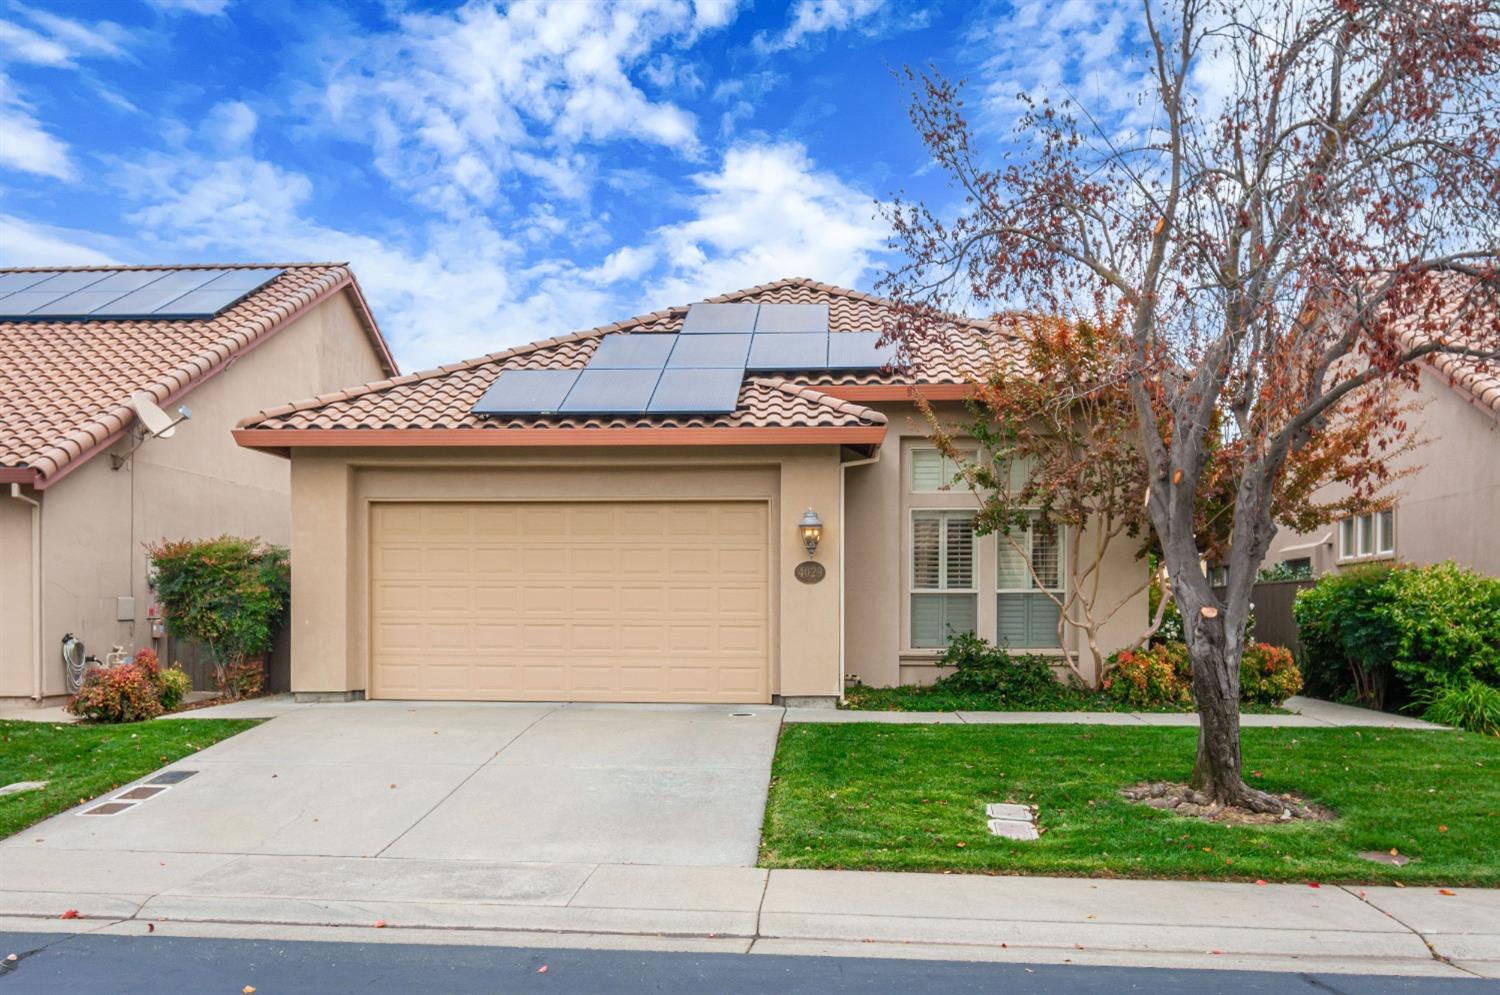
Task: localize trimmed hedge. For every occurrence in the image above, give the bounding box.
[1292,562,1500,713]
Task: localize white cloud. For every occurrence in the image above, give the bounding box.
[588,245,657,285]
[755,0,888,52]
[0,5,134,179]
[319,0,727,216]
[145,0,233,14]
[641,140,887,304]
[0,76,71,178]
[201,99,257,148]
[0,213,122,266]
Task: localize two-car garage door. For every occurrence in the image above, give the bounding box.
[368,501,770,702]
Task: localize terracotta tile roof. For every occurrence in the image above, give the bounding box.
[238,277,1011,441]
[1392,273,1500,420]
[0,263,397,485]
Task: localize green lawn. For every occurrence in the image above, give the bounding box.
[842,682,1285,714]
[0,718,258,840]
[762,723,1499,885]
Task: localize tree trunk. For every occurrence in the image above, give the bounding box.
[1184,604,1285,813]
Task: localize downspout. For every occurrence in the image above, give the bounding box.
[9,484,42,701]
[838,448,881,702]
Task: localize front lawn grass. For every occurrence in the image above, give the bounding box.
[0,718,258,840]
[761,723,1499,885]
[842,682,1285,714]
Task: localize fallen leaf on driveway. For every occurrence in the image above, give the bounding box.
[374,919,388,928]
[147,923,154,933]
[59,910,78,920]
[243,987,256,994]
[538,965,548,973]
[1308,882,1321,888]
[1439,889,1456,896]
[1255,880,1267,886]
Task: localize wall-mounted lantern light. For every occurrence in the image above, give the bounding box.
[798,508,823,558]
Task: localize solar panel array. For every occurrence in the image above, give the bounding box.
[0,268,285,321]
[473,302,900,418]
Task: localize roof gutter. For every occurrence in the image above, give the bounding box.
[233,425,889,452]
[818,384,972,403]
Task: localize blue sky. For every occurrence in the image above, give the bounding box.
[0,0,1145,370]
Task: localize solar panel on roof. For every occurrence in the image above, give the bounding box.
[680,302,759,333]
[588,333,676,369]
[559,369,661,414]
[647,368,743,413]
[746,333,829,371]
[666,333,751,369]
[472,370,580,414]
[0,271,62,295]
[827,331,899,370]
[0,267,282,321]
[754,303,829,333]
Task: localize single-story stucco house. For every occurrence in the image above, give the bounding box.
[235,278,1146,705]
[0,263,397,703]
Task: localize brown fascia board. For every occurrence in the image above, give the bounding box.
[0,467,39,485]
[233,425,888,454]
[817,383,972,402]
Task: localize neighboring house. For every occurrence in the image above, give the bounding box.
[235,278,1145,705]
[0,263,398,703]
[1261,293,1500,580]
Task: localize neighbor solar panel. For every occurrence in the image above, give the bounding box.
[0,267,283,320]
[753,303,829,333]
[558,369,662,414]
[827,331,899,370]
[680,302,759,333]
[746,333,829,371]
[472,370,580,414]
[647,368,744,413]
[588,333,677,369]
[666,333,751,369]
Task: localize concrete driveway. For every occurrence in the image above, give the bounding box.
[5,701,782,867]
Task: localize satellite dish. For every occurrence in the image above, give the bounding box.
[129,392,180,438]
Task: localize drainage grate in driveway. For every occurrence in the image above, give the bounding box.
[148,770,198,785]
[116,786,167,801]
[80,802,136,816]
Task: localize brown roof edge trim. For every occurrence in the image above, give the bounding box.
[338,274,400,377]
[28,271,376,490]
[816,383,973,402]
[233,426,888,452]
[0,467,39,485]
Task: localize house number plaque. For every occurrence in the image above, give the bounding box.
[794,561,826,584]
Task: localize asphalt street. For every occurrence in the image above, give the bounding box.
[0,931,1495,994]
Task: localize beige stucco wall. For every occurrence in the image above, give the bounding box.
[284,447,846,701]
[1262,371,1500,578]
[842,401,1148,689]
[1,290,389,701]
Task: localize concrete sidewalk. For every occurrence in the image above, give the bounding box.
[0,856,1494,980]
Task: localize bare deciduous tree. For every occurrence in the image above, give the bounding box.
[883,0,1500,810]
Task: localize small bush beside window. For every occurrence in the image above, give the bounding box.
[932,632,1085,708]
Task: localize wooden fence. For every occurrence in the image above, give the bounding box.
[1211,578,1315,656]
[162,625,290,694]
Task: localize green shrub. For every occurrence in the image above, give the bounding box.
[146,536,289,700]
[1413,680,1500,737]
[1293,562,1500,710]
[1102,641,1302,709]
[933,632,1083,707]
[156,666,192,711]
[66,664,163,723]
[217,660,265,699]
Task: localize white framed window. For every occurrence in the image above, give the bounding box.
[996,512,1066,649]
[1338,510,1395,561]
[910,447,977,492]
[910,510,978,648]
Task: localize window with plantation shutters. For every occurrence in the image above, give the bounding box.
[910,510,978,647]
[995,512,1066,649]
[910,448,977,492]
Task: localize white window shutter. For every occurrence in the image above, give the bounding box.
[911,450,943,491]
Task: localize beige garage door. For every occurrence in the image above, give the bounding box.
[369,501,770,702]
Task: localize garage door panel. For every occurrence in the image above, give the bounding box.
[370,500,770,703]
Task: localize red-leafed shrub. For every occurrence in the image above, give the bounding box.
[1103,641,1302,710]
[1240,643,1303,706]
[66,664,163,723]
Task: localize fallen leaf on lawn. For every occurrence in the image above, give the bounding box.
[1439,889,1456,896]
[1390,848,1399,856]
[374,919,387,928]
[59,909,78,920]
[1438,825,1448,832]
[955,842,966,848]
